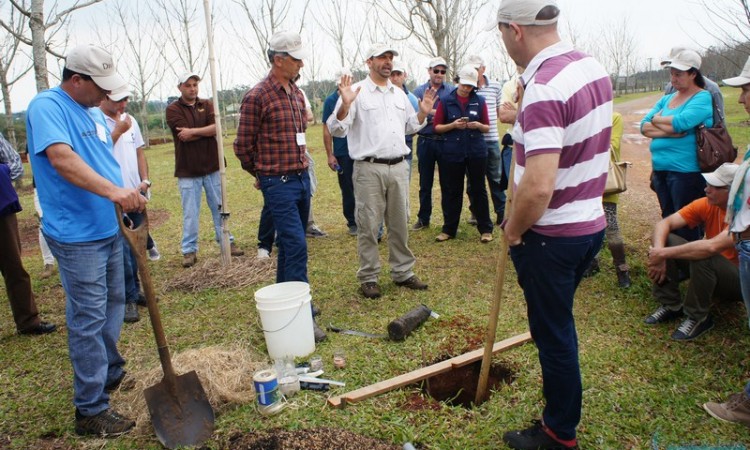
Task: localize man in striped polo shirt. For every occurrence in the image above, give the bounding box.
[492,1,613,448]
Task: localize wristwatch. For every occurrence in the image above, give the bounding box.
[142,179,152,187]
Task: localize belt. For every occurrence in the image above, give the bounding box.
[265,169,307,177]
[361,156,405,165]
[733,229,750,242]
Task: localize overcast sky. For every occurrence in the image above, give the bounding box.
[1,0,739,114]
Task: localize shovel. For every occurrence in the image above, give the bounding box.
[117,206,214,449]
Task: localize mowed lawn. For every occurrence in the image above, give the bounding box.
[2,92,750,448]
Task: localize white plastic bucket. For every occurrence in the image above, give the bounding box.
[255,282,315,359]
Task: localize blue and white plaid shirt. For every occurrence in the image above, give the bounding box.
[0,132,23,181]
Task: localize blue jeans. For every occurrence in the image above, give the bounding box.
[259,172,311,283]
[416,137,442,225]
[736,240,750,329]
[178,171,233,255]
[510,229,604,440]
[650,170,706,241]
[122,213,145,304]
[257,203,276,252]
[45,233,127,416]
[467,141,509,221]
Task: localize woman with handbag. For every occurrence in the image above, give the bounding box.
[583,113,631,288]
[641,48,713,242]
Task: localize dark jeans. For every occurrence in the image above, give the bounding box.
[510,229,604,440]
[650,170,706,241]
[259,172,311,283]
[336,153,356,227]
[122,212,145,304]
[416,137,442,225]
[258,203,275,252]
[439,157,492,235]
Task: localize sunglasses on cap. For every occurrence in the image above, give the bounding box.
[432,69,446,74]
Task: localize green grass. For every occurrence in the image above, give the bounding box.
[3,95,750,449]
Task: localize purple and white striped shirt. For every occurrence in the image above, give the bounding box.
[512,41,613,237]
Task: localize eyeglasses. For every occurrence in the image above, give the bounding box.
[432,69,447,75]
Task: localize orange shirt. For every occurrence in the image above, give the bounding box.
[678,197,738,264]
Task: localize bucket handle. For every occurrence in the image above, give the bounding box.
[258,300,307,333]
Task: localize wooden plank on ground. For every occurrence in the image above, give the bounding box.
[327,331,532,408]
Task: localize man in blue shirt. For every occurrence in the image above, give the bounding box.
[389,63,419,178]
[26,45,146,437]
[412,57,453,230]
[323,68,357,235]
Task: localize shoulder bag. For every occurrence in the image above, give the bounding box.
[604,147,629,195]
[696,97,737,172]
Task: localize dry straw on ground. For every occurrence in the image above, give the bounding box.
[164,256,276,292]
[113,345,267,436]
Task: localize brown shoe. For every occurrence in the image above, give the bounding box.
[40,263,56,279]
[360,282,382,299]
[230,243,245,256]
[704,391,750,426]
[435,232,453,242]
[395,275,428,290]
[182,252,197,268]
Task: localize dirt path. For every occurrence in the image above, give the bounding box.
[614,94,664,247]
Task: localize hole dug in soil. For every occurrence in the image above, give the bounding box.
[421,358,516,408]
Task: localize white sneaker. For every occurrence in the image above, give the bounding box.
[257,248,270,259]
[147,246,161,261]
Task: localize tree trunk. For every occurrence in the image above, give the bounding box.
[30,0,49,92]
[1,83,17,148]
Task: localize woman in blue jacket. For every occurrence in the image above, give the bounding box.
[641,49,714,241]
[433,64,492,243]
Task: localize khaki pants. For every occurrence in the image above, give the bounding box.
[353,160,415,283]
[653,233,741,321]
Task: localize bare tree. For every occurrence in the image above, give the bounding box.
[228,0,310,81]
[599,17,638,93]
[107,0,166,147]
[150,0,208,77]
[694,0,750,72]
[0,2,32,146]
[311,0,369,70]
[370,0,488,74]
[0,0,103,92]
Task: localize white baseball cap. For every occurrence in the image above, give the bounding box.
[457,64,479,88]
[366,44,399,59]
[466,55,485,69]
[392,62,406,73]
[702,163,739,187]
[428,57,448,69]
[177,72,201,85]
[65,45,125,91]
[334,67,353,79]
[107,85,132,102]
[490,0,559,28]
[269,31,310,60]
[723,56,750,87]
[664,49,701,71]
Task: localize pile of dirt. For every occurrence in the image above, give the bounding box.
[226,427,403,450]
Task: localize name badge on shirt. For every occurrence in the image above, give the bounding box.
[296,132,307,146]
[96,123,107,143]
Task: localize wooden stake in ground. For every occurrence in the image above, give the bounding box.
[327,332,531,408]
[475,150,517,405]
[203,0,232,265]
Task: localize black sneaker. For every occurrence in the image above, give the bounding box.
[75,408,135,437]
[104,371,127,393]
[124,303,140,323]
[644,306,683,325]
[581,258,599,278]
[671,316,714,341]
[502,420,578,449]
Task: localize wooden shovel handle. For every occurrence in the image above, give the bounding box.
[115,205,177,383]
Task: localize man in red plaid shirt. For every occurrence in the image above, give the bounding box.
[234,31,325,342]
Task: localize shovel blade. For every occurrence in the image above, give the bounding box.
[144,370,214,449]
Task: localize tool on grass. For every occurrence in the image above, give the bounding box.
[117,206,214,449]
[327,304,439,341]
